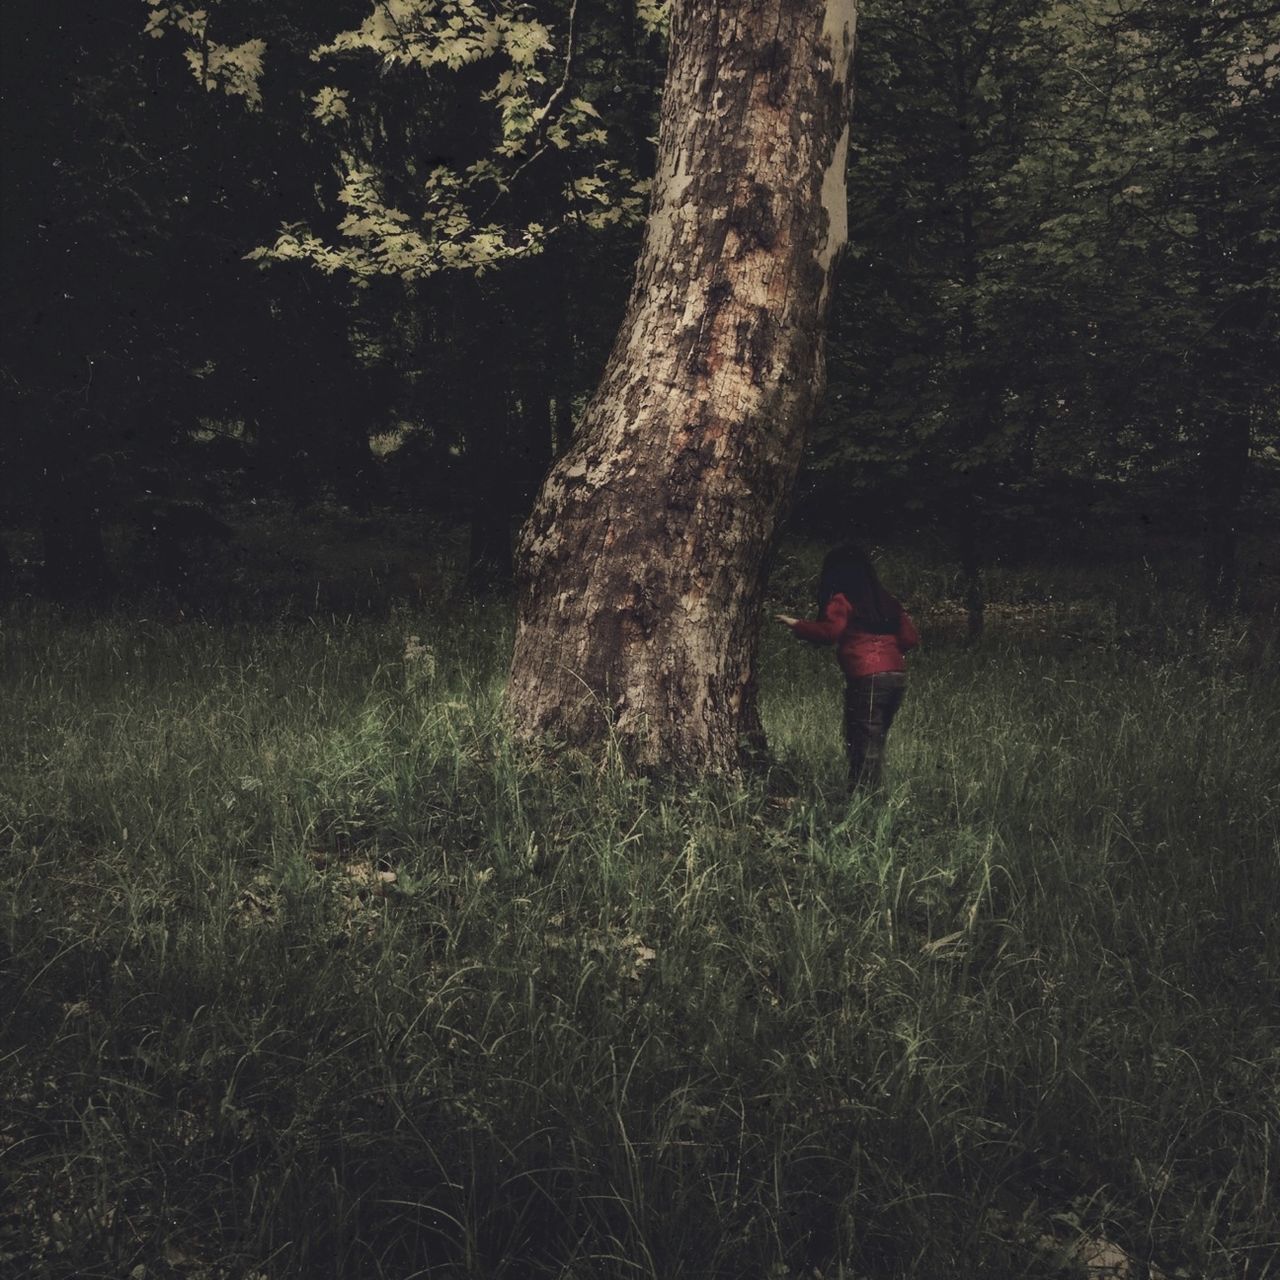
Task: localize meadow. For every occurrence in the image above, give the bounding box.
[2,546,1277,1279]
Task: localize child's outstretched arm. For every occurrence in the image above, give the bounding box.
[778,595,851,644]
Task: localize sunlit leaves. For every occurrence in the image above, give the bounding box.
[313,1,562,163]
[144,2,266,110]
[247,165,549,281]
[316,0,515,71]
[635,0,671,36]
[184,38,266,109]
[312,86,350,124]
[567,164,649,229]
[232,0,650,282]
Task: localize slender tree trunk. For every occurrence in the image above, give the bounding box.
[962,545,985,641]
[1201,410,1250,617]
[507,0,858,771]
[548,267,575,460]
[464,375,517,595]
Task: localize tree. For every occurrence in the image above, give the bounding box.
[807,0,1072,634]
[0,0,657,601]
[155,0,660,591]
[804,0,1278,622]
[964,0,1280,614]
[1,0,392,599]
[2,0,177,599]
[1051,0,1279,614]
[506,0,859,771]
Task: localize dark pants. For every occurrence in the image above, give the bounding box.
[843,672,907,790]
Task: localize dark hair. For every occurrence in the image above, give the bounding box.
[816,545,902,634]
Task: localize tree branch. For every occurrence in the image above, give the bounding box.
[536,0,580,128]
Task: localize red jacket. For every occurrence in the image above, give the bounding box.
[789,592,920,678]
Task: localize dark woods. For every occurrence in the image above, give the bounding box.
[1,0,651,610]
[2,0,1276,615]
[2,8,1278,1278]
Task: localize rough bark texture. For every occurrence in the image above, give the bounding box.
[508,0,858,770]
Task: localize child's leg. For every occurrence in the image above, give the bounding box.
[843,678,875,787]
[879,678,907,739]
[844,675,907,790]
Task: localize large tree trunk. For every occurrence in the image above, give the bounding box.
[507,0,858,771]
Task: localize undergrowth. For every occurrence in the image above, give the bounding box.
[1,565,1277,1279]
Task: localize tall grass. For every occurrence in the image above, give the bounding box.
[2,569,1277,1278]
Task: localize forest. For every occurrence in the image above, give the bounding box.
[2,0,1278,1277]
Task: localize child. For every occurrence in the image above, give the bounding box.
[776,546,920,789]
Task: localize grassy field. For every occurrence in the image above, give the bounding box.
[2,549,1278,1279]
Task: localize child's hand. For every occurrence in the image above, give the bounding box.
[775,613,797,626]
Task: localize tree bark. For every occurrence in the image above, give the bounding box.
[507,0,858,771]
